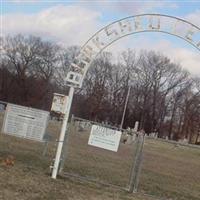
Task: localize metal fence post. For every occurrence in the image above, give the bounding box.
[129,134,145,193]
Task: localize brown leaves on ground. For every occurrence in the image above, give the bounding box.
[1,155,15,167]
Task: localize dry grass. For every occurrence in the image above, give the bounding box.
[141,139,200,200]
[0,112,200,200]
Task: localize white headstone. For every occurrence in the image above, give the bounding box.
[133,121,139,132]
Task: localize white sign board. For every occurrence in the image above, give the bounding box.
[2,104,49,142]
[88,125,122,152]
[51,93,68,114]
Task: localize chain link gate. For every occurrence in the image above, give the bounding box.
[59,116,145,192]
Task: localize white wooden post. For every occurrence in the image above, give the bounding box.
[51,86,75,179]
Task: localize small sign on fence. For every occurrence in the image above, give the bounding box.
[2,103,49,142]
[51,93,69,114]
[88,125,122,152]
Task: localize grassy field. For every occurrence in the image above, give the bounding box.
[62,122,200,200]
[141,139,200,200]
[0,112,200,200]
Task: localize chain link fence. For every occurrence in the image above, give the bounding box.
[0,108,61,174]
[59,116,144,191]
[1,102,199,200]
[138,137,200,200]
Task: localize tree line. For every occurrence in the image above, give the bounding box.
[1,34,200,144]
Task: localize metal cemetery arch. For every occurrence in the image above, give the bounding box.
[66,14,200,88]
[52,14,200,179]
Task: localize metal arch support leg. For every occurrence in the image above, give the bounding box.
[51,86,75,179]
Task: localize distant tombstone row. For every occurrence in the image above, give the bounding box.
[124,121,140,144]
[149,132,158,138]
[148,132,189,145]
[79,121,91,131]
[178,138,189,144]
[74,120,91,132]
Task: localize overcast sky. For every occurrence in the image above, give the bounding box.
[1,0,200,75]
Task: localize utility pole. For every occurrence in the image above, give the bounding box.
[120,86,131,129]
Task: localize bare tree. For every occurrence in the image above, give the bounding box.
[1,34,60,108]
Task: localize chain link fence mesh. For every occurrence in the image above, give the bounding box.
[60,116,141,190]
